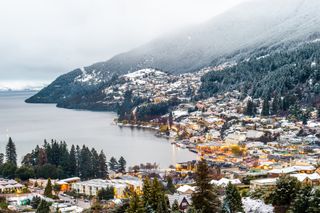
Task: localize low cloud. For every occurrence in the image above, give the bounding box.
[0,0,248,82]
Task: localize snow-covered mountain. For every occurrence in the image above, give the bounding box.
[27,0,320,106]
[0,81,48,92]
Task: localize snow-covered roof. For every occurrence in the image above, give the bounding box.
[168,194,191,207]
[290,173,320,182]
[268,165,316,174]
[177,185,196,193]
[210,178,241,186]
[250,178,277,185]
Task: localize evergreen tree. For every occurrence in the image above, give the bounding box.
[271,175,301,213]
[97,187,115,200]
[69,145,77,176]
[118,156,127,173]
[142,177,152,208]
[31,196,41,209]
[272,95,280,115]
[290,185,312,213]
[91,148,100,178]
[261,98,270,116]
[222,182,243,213]
[0,153,4,166]
[59,141,70,172]
[166,176,176,194]
[245,100,255,116]
[44,178,53,198]
[171,199,180,212]
[6,137,17,165]
[150,177,165,210]
[79,146,93,179]
[127,191,145,213]
[191,159,221,213]
[75,145,81,176]
[307,188,320,213]
[1,162,17,178]
[98,150,108,178]
[36,199,50,213]
[156,193,169,213]
[109,157,119,172]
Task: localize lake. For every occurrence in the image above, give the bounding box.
[0,91,196,168]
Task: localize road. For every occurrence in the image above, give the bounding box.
[58,194,91,209]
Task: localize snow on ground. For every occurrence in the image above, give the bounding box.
[242,197,274,213]
[75,67,102,85]
[123,68,166,80]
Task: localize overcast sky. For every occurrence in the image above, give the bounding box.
[0,0,249,85]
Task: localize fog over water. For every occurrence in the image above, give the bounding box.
[0,91,196,167]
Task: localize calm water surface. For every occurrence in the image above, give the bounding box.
[0,91,196,167]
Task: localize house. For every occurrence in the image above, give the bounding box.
[250,178,278,190]
[268,165,316,177]
[29,178,58,188]
[56,177,80,192]
[71,177,142,198]
[246,130,264,141]
[0,179,24,194]
[210,178,241,187]
[224,131,246,145]
[176,185,196,195]
[290,173,320,186]
[168,194,191,212]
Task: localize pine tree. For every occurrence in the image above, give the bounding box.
[44,178,53,198]
[127,191,145,213]
[307,188,320,213]
[0,153,4,166]
[290,185,312,213]
[261,98,270,116]
[118,156,127,173]
[6,137,17,165]
[109,156,119,172]
[31,196,41,209]
[271,175,301,212]
[171,199,180,212]
[69,145,77,176]
[142,177,152,208]
[91,148,100,178]
[98,150,108,178]
[36,199,50,213]
[272,95,280,115]
[245,100,255,116]
[222,182,243,213]
[75,145,81,176]
[79,146,93,179]
[166,176,176,194]
[191,159,221,213]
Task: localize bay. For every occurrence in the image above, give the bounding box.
[0,91,196,168]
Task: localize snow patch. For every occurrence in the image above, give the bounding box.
[242,197,274,213]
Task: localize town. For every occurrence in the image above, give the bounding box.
[1,67,320,213]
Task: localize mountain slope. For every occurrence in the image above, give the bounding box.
[83,0,320,75]
[27,0,320,107]
[200,41,320,107]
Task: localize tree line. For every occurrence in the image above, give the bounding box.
[124,160,243,213]
[0,137,127,180]
[250,175,320,213]
[200,42,320,113]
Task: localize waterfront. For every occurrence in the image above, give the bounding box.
[0,91,196,167]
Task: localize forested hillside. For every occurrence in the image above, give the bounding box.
[200,42,320,107]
